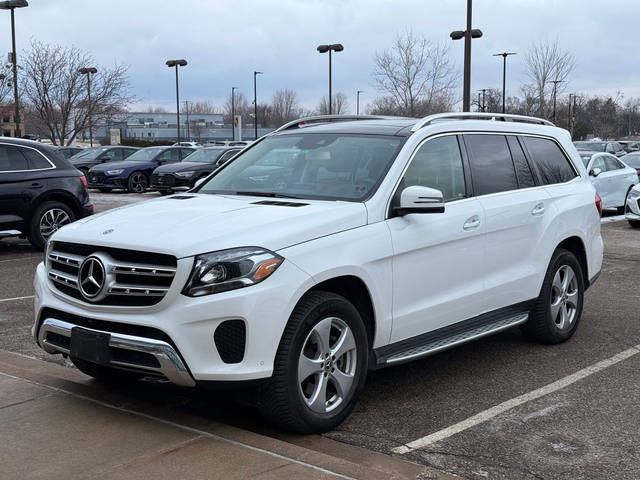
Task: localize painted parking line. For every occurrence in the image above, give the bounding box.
[392,343,640,454]
[0,295,35,304]
[601,215,626,223]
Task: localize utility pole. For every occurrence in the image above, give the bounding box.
[356,90,363,115]
[450,0,482,112]
[165,59,187,143]
[77,67,97,146]
[551,80,563,122]
[231,86,238,141]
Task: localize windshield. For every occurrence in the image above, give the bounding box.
[183,148,225,163]
[622,154,640,168]
[574,141,605,152]
[198,133,403,201]
[70,147,109,160]
[124,147,165,161]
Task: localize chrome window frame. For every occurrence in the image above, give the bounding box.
[0,142,56,174]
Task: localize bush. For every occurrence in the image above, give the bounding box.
[119,138,173,148]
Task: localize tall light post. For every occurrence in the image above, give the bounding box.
[183,100,191,140]
[0,0,28,137]
[493,52,516,113]
[317,44,344,114]
[77,67,97,147]
[165,59,187,143]
[356,90,364,115]
[477,88,486,112]
[450,0,482,112]
[253,71,262,140]
[550,79,563,122]
[231,86,238,140]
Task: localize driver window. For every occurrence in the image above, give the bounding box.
[398,135,466,202]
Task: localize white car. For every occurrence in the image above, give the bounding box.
[172,141,200,148]
[625,184,640,228]
[578,151,638,213]
[33,113,603,433]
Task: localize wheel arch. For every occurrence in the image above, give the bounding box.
[556,235,589,286]
[31,190,82,218]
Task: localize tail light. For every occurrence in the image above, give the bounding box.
[79,175,88,189]
[595,193,602,217]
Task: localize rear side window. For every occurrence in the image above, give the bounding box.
[506,136,536,188]
[604,156,624,171]
[0,145,29,171]
[522,136,577,185]
[464,134,518,195]
[21,148,52,169]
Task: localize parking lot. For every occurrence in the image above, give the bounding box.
[1,191,639,479]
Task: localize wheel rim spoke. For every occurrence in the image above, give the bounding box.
[329,369,353,400]
[552,269,563,292]
[330,327,356,361]
[307,373,328,412]
[565,290,579,309]
[550,297,563,322]
[298,354,323,383]
[562,267,574,292]
[311,317,333,354]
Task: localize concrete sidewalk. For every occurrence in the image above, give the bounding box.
[0,350,433,480]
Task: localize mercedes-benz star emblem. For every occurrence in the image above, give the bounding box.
[78,256,106,300]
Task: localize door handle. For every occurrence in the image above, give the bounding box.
[531,203,545,216]
[30,182,44,189]
[463,215,481,230]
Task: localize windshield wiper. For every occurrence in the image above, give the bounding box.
[233,191,301,199]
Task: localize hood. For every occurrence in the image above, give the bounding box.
[53,194,367,258]
[154,161,209,174]
[90,160,148,172]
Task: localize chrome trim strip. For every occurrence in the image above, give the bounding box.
[110,263,176,276]
[38,318,196,387]
[49,251,83,267]
[48,270,79,288]
[411,112,555,132]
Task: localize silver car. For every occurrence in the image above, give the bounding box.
[579,151,639,213]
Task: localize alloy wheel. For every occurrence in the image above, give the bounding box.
[298,317,357,414]
[130,173,148,193]
[550,265,579,330]
[39,208,71,239]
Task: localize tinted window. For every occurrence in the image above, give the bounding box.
[465,134,518,195]
[522,136,577,185]
[21,148,52,169]
[101,149,121,161]
[0,145,29,171]
[400,135,466,202]
[506,136,536,188]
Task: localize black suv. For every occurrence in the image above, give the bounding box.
[0,138,93,249]
[69,146,139,175]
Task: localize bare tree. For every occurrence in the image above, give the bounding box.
[189,100,218,114]
[21,40,134,145]
[523,39,575,118]
[373,30,457,116]
[0,69,11,106]
[271,89,302,126]
[316,92,349,115]
[223,91,249,124]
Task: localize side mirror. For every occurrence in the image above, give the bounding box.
[194,177,207,188]
[590,167,602,177]
[393,186,445,216]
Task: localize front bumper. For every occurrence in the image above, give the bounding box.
[32,259,314,384]
[151,173,191,192]
[87,173,126,189]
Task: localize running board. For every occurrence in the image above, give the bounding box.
[373,303,531,368]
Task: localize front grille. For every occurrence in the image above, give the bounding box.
[47,241,177,307]
[152,173,175,187]
[88,172,105,184]
[214,320,246,364]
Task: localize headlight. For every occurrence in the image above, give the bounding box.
[175,171,195,178]
[106,169,124,175]
[182,247,283,297]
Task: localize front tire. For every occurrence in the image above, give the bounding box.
[522,249,584,344]
[127,171,148,193]
[629,220,640,228]
[259,291,368,433]
[618,187,633,214]
[29,201,75,250]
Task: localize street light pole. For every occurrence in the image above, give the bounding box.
[165,59,187,143]
[493,52,516,113]
[0,1,29,137]
[253,71,263,140]
[356,90,363,115]
[231,86,238,141]
[184,101,190,140]
[77,67,97,147]
[450,0,482,112]
[317,44,344,115]
[550,79,563,122]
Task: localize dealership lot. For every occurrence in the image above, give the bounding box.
[1,192,639,479]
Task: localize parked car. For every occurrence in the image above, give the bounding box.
[579,151,638,213]
[0,138,92,249]
[69,146,139,176]
[620,152,640,180]
[574,140,626,157]
[172,141,200,148]
[86,146,195,193]
[151,146,242,194]
[55,146,83,159]
[624,184,640,228]
[33,113,603,433]
[617,140,640,153]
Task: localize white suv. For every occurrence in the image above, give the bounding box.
[33,113,603,433]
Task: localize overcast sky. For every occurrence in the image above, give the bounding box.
[5,0,640,113]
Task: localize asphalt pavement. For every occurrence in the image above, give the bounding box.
[0,191,639,479]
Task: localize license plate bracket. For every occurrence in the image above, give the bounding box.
[70,327,112,364]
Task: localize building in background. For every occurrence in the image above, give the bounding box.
[0,106,24,137]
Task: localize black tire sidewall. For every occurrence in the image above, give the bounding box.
[29,201,75,250]
[128,171,148,193]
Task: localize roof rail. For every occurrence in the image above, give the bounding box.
[410,112,555,132]
[273,115,395,133]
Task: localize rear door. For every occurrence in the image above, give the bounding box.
[462,133,550,312]
[387,134,487,342]
[588,155,610,206]
[604,155,637,207]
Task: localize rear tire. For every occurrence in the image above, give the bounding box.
[71,357,142,383]
[259,291,368,433]
[521,249,584,344]
[28,201,75,250]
